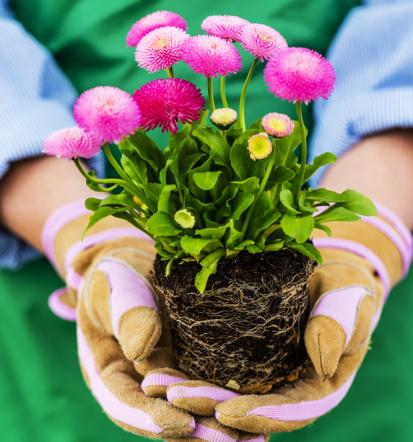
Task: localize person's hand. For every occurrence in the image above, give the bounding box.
[43,199,264,441]
[141,203,411,434]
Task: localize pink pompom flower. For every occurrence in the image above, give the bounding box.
[74,86,141,143]
[201,15,249,42]
[126,11,187,47]
[262,113,294,138]
[264,47,336,103]
[135,26,189,73]
[43,127,101,159]
[133,78,205,134]
[182,35,242,78]
[240,23,287,61]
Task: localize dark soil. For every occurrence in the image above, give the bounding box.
[153,249,315,394]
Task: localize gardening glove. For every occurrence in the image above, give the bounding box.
[141,202,412,434]
[42,199,264,442]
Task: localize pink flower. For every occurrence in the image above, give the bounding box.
[126,11,187,47]
[43,127,100,159]
[262,113,294,138]
[264,47,336,103]
[135,26,189,73]
[133,78,205,134]
[74,86,141,143]
[201,15,249,42]
[182,35,242,77]
[240,23,287,61]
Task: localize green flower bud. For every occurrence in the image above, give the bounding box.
[174,209,195,229]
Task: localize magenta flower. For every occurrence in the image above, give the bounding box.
[133,78,205,134]
[262,113,294,138]
[135,26,189,73]
[74,86,141,143]
[201,15,249,42]
[182,35,242,77]
[126,11,187,47]
[240,23,287,61]
[43,127,101,159]
[264,47,336,103]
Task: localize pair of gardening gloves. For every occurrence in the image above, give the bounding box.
[43,198,411,440]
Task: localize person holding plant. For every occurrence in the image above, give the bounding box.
[1,2,413,442]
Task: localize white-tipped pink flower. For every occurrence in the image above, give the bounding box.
[201,15,249,42]
[74,86,141,143]
[262,113,294,138]
[240,23,287,61]
[126,10,187,47]
[182,35,242,78]
[43,127,101,159]
[135,26,189,73]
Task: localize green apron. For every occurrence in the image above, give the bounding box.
[2,1,412,441]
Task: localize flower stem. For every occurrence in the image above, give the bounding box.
[240,140,277,238]
[239,58,258,132]
[166,66,175,78]
[73,158,123,192]
[220,76,229,108]
[207,77,215,113]
[295,101,307,195]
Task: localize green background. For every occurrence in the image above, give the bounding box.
[1,0,412,441]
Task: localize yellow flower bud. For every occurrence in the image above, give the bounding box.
[174,209,195,229]
[247,132,273,161]
[210,108,237,130]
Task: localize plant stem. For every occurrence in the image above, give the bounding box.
[239,58,258,132]
[166,66,175,78]
[295,101,307,195]
[220,76,229,108]
[207,77,215,113]
[240,140,277,238]
[73,158,124,192]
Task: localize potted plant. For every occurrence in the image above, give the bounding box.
[43,12,375,394]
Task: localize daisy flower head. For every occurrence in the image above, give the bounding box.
[240,23,287,61]
[210,108,237,130]
[135,26,189,73]
[43,127,101,159]
[264,47,336,103]
[182,35,242,78]
[262,113,294,138]
[133,78,205,134]
[126,10,187,47]
[247,132,273,161]
[201,15,249,42]
[74,86,141,143]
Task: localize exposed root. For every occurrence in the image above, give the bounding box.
[153,249,315,394]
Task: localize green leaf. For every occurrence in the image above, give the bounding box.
[304,152,336,181]
[193,171,222,190]
[233,240,255,250]
[127,130,165,173]
[147,212,180,237]
[289,243,322,264]
[306,188,348,203]
[85,198,101,211]
[230,177,260,193]
[271,166,295,184]
[230,130,257,180]
[314,222,332,236]
[279,189,300,214]
[231,192,255,221]
[226,219,243,248]
[180,236,222,257]
[195,225,228,239]
[315,206,360,223]
[158,184,176,213]
[264,241,284,252]
[281,214,315,243]
[85,206,126,231]
[195,248,226,294]
[192,127,230,167]
[340,190,377,216]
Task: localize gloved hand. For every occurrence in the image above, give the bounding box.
[43,199,264,441]
[141,202,411,434]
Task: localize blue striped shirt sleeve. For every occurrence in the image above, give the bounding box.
[0,0,102,269]
[310,0,413,186]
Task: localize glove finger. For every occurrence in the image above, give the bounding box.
[305,285,375,377]
[86,250,161,362]
[167,417,264,442]
[216,345,366,434]
[167,380,239,416]
[142,367,189,397]
[77,298,195,439]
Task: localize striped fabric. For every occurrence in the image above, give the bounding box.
[310,0,413,185]
[0,0,412,269]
